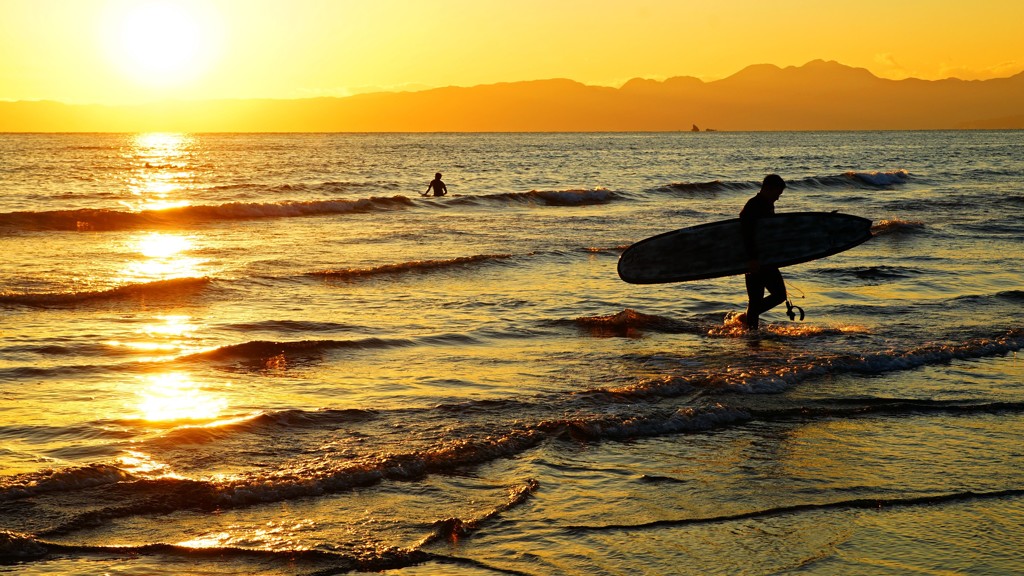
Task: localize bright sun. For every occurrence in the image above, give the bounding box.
[104,1,216,88]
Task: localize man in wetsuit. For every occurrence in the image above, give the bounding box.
[738,174,787,329]
[425,172,448,197]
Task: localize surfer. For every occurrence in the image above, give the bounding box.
[424,172,448,197]
[737,174,787,329]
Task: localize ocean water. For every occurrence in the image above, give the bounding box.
[1,131,1022,575]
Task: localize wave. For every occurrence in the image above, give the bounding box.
[141,407,380,447]
[790,170,911,189]
[182,337,417,363]
[179,333,479,366]
[205,180,399,194]
[7,339,1021,538]
[31,426,555,537]
[218,319,363,333]
[567,308,700,336]
[309,253,514,281]
[450,188,624,207]
[752,398,1024,422]
[11,407,743,538]
[0,277,210,307]
[872,218,926,235]
[0,464,135,502]
[655,180,754,194]
[845,169,911,187]
[584,244,630,255]
[596,330,1024,397]
[564,309,871,341]
[996,289,1024,301]
[649,171,911,197]
[0,531,525,574]
[0,195,414,231]
[416,479,539,547]
[565,488,1024,533]
[0,530,435,571]
[7,328,1021,540]
[815,265,920,282]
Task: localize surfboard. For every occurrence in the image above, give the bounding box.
[617,212,873,284]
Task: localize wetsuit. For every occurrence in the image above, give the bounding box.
[428,178,447,196]
[740,193,786,328]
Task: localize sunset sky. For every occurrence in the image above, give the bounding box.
[2,0,1023,105]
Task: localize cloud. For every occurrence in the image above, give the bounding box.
[938,61,1024,81]
[873,53,910,78]
[872,54,1023,81]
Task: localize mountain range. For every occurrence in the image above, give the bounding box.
[3,60,1022,131]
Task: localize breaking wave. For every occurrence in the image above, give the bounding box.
[452,188,624,207]
[816,265,920,282]
[417,479,539,546]
[653,171,912,195]
[0,464,135,501]
[3,328,1021,541]
[872,218,926,235]
[0,277,211,307]
[567,308,700,336]
[0,530,434,571]
[309,253,514,280]
[790,170,911,189]
[597,329,1024,397]
[0,196,414,231]
[566,488,1024,533]
[656,180,754,194]
[181,337,419,363]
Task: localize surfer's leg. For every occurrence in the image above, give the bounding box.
[744,273,765,328]
[759,268,788,314]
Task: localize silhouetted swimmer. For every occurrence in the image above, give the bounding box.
[424,172,448,197]
[736,174,787,329]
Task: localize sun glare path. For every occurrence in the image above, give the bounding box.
[138,232,192,258]
[116,449,182,478]
[122,132,196,212]
[106,315,203,358]
[136,372,228,423]
[120,232,206,281]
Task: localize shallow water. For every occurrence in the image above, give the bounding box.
[1,131,1022,575]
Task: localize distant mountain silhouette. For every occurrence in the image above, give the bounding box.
[3,60,1022,131]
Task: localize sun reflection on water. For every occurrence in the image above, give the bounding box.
[136,372,228,423]
[107,315,205,359]
[121,231,206,281]
[177,521,317,551]
[116,449,181,478]
[123,132,197,213]
[138,232,192,258]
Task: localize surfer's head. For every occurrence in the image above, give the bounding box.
[435,172,443,179]
[760,174,786,200]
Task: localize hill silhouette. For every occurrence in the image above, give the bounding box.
[2,60,1022,132]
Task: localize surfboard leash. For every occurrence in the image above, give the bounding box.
[785,281,805,321]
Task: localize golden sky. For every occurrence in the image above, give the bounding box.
[3,0,1023,104]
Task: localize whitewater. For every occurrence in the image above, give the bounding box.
[1,131,1022,575]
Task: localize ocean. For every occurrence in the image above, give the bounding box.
[1,131,1022,575]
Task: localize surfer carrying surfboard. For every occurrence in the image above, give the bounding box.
[424,172,448,197]
[737,174,788,329]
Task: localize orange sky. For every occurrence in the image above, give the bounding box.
[2,0,1023,105]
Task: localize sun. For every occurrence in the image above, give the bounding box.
[103,1,217,88]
